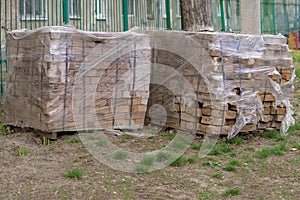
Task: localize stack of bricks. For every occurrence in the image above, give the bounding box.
[3,26,151,132]
[2,27,294,136]
[147,31,294,136]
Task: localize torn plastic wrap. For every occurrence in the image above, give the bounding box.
[1,27,295,138]
[148,31,295,138]
[195,32,295,138]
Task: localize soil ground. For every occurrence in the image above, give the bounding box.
[0,66,299,200]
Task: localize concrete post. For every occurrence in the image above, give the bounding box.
[240,0,261,34]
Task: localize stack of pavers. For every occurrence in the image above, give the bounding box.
[147,31,294,137]
[2,26,151,133]
[2,27,294,137]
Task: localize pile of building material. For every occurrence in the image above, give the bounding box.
[1,27,295,137]
[147,31,294,138]
[2,26,151,133]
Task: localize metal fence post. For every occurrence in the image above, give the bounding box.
[220,0,226,31]
[272,0,276,34]
[165,0,172,30]
[63,0,69,24]
[122,0,129,31]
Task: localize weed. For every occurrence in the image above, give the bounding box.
[198,189,218,200]
[244,156,254,163]
[69,138,80,144]
[261,130,285,141]
[169,136,192,152]
[170,156,187,167]
[256,143,288,159]
[228,159,241,166]
[18,146,27,156]
[140,155,155,166]
[293,50,300,63]
[223,165,237,172]
[64,169,83,179]
[162,132,176,140]
[223,188,241,196]
[96,137,107,147]
[112,151,128,160]
[202,161,220,168]
[42,137,50,146]
[121,134,134,143]
[191,142,203,150]
[156,152,173,162]
[229,152,237,157]
[246,146,256,152]
[210,172,223,179]
[135,164,150,173]
[291,141,300,150]
[288,122,300,134]
[226,136,244,145]
[0,124,11,135]
[295,69,300,77]
[54,186,61,194]
[209,141,233,156]
[186,156,198,164]
[290,157,300,165]
[223,159,241,172]
[170,155,198,167]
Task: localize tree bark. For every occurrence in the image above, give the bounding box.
[180,0,213,31]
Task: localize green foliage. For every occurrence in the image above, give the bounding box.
[64,169,83,179]
[293,50,300,63]
[291,141,300,150]
[261,130,285,141]
[42,137,50,146]
[112,151,129,160]
[69,138,80,144]
[156,152,173,162]
[169,136,192,152]
[288,122,300,134]
[225,136,244,145]
[0,124,11,135]
[202,161,220,168]
[228,159,241,166]
[244,155,254,163]
[210,172,223,179]
[18,146,27,156]
[295,69,300,78]
[209,141,234,156]
[290,157,300,165]
[198,189,219,200]
[135,164,150,173]
[191,142,203,150]
[121,134,134,143]
[170,155,197,167]
[256,143,289,159]
[223,188,241,196]
[223,165,237,172]
[96,137,107,147]
[140,155,155,166]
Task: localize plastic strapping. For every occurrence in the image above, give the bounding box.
[112,39,120,128]
[129,36,137,126]
[81,36,86,130]
[40,34,46,125]
[220,40,226,135]
[62,35,69,131]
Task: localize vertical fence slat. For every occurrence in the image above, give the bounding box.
[123,0,128,31]
[63,0,69,24]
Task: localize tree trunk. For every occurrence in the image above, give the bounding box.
[180,0,213,31]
